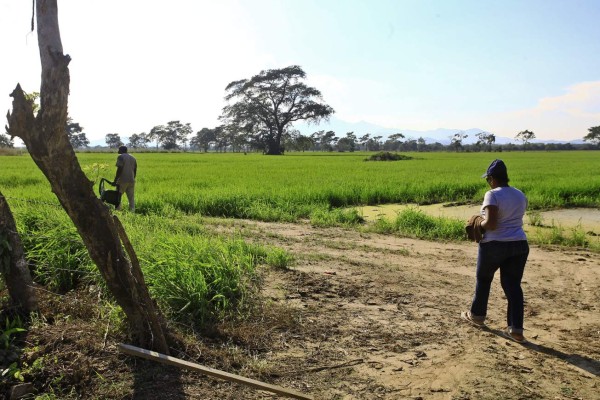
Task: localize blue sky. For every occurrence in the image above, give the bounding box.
[2,0,600,142]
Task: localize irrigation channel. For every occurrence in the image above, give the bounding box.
[356,203,600,237]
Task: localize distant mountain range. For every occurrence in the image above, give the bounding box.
[294,117,584,145]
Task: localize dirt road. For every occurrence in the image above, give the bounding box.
[20,219,599,400]
[241,220,599,399]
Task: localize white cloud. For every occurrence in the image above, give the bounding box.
[534,81,600,117]
[492,81,600,140]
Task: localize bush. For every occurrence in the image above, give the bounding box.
[364,152,413,161]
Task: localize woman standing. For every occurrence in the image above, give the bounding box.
[462,159,530,343]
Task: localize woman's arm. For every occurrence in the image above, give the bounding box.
[481,205,499,231]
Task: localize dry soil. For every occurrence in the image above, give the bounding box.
[11,218,600,400]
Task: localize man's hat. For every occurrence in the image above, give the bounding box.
[118,146,128,154]
[482,159,507,178]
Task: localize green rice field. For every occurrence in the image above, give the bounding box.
[2,151,599,220]
[1,150,599,323]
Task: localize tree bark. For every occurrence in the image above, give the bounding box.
[0,193,38,314]
[265,134,282,155]
[6,0,168,353]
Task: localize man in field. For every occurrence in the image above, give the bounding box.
[114,146,137,212]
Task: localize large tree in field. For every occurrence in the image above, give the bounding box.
[127,132,151,149]
[191,127,217,152]
[584,126,600,146]
[295,134,314,152]
[475,132,496,152]
[359,133,371,151]
[148,121,193,150]
[515,129,535,150]
[450,132,468,152]
[6,0,168,352]
[66,118,89,148]
[105,133,123,148]
[0,133,14,148]
[220,65,334,155]
[164,120,193,150]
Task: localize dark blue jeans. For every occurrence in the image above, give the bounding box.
[470,240,529,333]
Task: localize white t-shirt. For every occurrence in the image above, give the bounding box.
[480,186,528,242]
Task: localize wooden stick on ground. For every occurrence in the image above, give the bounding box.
[118,343,314,400]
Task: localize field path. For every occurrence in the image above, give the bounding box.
[218,220,600,399]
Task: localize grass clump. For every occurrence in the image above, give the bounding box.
[370,207,465,241]
[0,314,27,386]
[310,207,365,227]
[140,236,274,324]
[264,247,294,270]
[527,210,544,227]
[531,222,597,250]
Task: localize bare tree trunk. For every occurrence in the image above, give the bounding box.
[6,0,168,353]
[0,193,38,314]
[266,135,282,155]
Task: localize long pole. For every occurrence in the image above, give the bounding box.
[118,343,314,400]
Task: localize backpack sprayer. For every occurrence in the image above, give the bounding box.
[99,178,121,207]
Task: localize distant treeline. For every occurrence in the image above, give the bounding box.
[2,129,597,154]
[82,139,598,153]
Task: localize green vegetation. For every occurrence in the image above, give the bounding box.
[0,149,598,393]
[19,207,94,292]
[369,207,599,251]
[370,207,465,240]
[0,315,26,383]
[10,206,293,327]
[127,212,289,323]
[533,222,592,249]
[364,151,413,161]
[1,150,599,324]
[3,151,599,221]
[1,150,598,251]
[310,207,365,227]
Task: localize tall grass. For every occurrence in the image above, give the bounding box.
[17,207,94,292]
[125,212,289,323]
[12,205,292,325]
[370,207,465,240]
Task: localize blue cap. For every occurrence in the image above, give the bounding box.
[482,159,507,178]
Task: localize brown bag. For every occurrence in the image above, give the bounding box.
[465,215,485,243]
